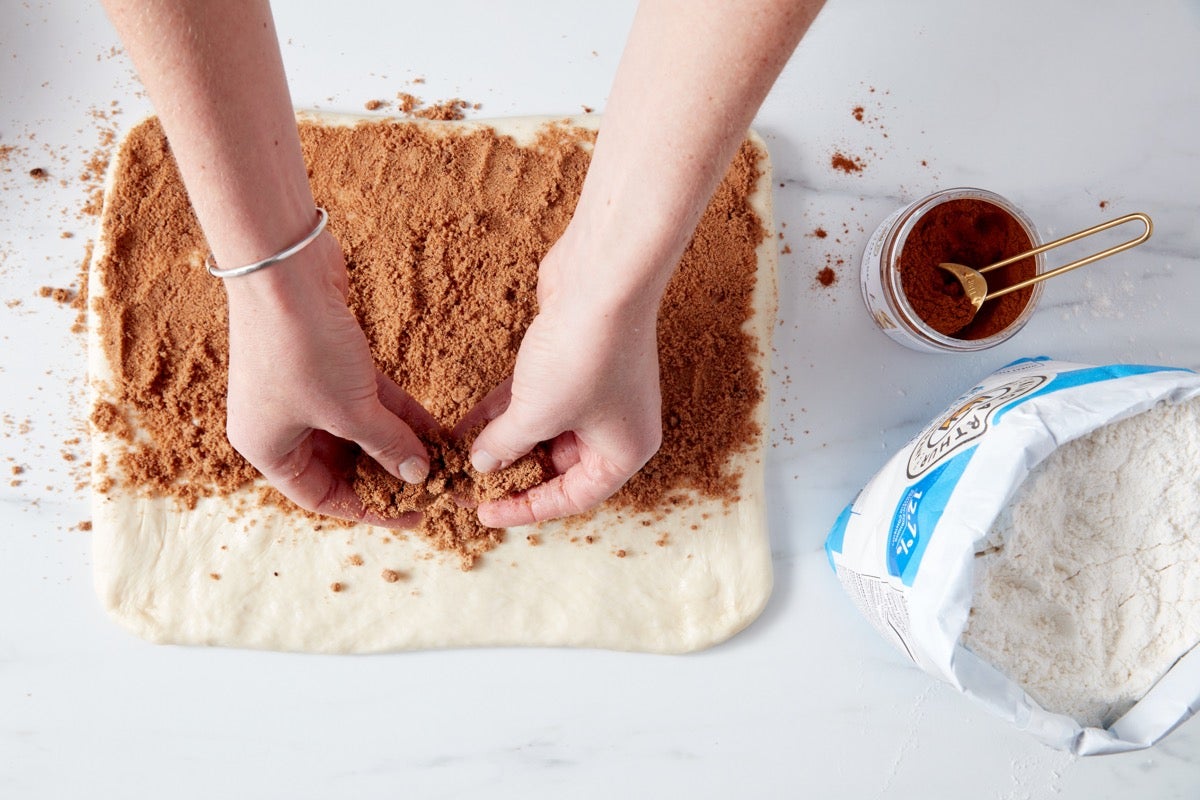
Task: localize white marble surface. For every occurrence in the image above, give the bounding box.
[2,1,1199,797]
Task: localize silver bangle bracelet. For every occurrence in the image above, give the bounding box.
[205,207,329,279]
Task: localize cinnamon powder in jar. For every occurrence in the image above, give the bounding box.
[897,198,1036,339]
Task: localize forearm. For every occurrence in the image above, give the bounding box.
[571,0,824,311]
[102,0,315,272]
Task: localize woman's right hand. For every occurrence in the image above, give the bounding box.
[466,233,667,528]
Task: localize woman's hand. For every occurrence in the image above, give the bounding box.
[224,230,437,527]
[466,0,822,527]
[467,237,664,528]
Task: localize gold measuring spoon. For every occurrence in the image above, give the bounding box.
[936,212,1154,318]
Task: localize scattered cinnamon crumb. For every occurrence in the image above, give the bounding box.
[817,267,837,287]
[831,152,864,174]
[526,534,540,546]
[346,553,364,566]
[1099,200,1109,210]
[781,244,792,255]
[61,231,74,239]
[813,227,828,238]
[381,568,403,583]
[77,521,93,532]
[581,105,594,114]
[11,466,23,476]
[330,582,344,593]
[852,106,864,122]
[615,549,627,558]
[29,167,48,180]
[364,99,387,111]
[209,573,220,580]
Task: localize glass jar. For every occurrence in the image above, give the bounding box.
[860,187,1044,353]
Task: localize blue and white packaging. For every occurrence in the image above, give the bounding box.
[825,357,1200,755]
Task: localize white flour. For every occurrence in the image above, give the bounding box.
[962,398,1200,728]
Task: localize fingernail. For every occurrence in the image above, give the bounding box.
[399,456,429,484]
[471,449,501,473]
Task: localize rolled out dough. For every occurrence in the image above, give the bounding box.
[88,113,777,654]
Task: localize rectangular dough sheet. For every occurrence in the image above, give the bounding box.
[88,113,777,654]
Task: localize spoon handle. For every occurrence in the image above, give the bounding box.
[983,213,1152,301]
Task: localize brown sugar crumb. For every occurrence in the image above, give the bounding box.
[90,401,134,442]
[381,568,403,583]
[526,534,540,546]
[29,167,48,180]
[817,267,837,287]
[389,92,478,121]
[831,152,864,174]
[413,98,472,121]
[81,147,112,217]
[77,520,93,532]
[615,549,627,558]
[11,465,23,476]
[330,582,344,593]
[209,573,220,580]
[346,553,364,566]
[90,117,766,571]
[71,241,94,335]
[364,99,388,111]
[61,231,74,239]
[38,286,76,304]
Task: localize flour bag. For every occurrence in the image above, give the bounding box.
[825,357,1200,755]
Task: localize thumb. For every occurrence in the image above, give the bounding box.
[470,402,555,474]
[345,398,430,484]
